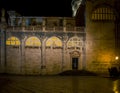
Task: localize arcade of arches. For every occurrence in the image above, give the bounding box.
[5,36,84,74]
[1,0,120,75]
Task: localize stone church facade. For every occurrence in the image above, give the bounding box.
[0,0,120,75]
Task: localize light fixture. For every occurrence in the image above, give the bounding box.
[115,56,119,60]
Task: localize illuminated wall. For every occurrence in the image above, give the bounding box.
[45,36,62,74]
[6,36,20,46]
[46,36,62,47]
[64,36,84,70]
[6,36,21,73]
[4,33,85,75]
[85,1,116,73]
[67,36,83,49]
[1,0,119,75]
[91,7,116,21]
[24,36,41,74]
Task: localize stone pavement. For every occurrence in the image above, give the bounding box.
[0,74,120,93]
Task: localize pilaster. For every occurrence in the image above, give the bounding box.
[0,29,6,73]
[41,36,46,75]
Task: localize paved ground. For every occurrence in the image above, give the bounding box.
[0,75,120,93]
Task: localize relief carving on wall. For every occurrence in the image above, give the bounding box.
[70,51,80,57]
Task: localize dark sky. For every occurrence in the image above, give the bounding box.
[0,0,73,17]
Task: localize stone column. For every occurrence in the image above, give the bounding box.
[62,35,68,71]
[63,18,66,31]
[0,29,6,73]
[20,36,25,74]
[42,18,46,31]
[61,40,65,72]
[22,17,26,31]
[0,8,7,73]
[41,36,46,75]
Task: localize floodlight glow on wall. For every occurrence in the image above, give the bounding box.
[115,56,119,60]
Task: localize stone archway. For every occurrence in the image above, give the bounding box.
[6,36,21,73]
[24,36,41,74]
[45,36,62,74]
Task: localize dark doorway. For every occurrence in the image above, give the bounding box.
[72,58,78,70]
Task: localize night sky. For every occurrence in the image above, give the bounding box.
[0,0,73,17]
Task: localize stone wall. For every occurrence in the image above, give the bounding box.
[85,0,116,74]
[6,47,21,74]
[24,48,41,75]
[4,34,85,75]
[45,48,62,74]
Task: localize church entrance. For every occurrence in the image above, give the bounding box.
[70,51,80,70]
[72,58,78,70]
